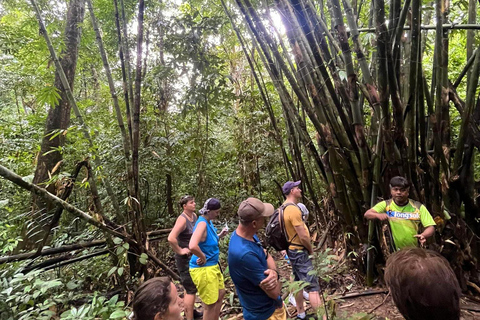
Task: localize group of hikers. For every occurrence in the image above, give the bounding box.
[130,176,462,320]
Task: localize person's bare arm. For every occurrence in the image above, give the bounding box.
[259,252,281,299]
[189,222,207,265]
[414,225,435,245]
[364,208,389,221]
[294,225,313,255]
[167,216,189,255]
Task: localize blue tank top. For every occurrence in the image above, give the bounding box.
[189,216,219,268]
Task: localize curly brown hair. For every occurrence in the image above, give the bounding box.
[133,277,172,320]
[385,248,460,320]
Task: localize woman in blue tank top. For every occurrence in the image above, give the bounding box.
[189,198,229,320]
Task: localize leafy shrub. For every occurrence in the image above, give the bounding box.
[0,267,129,320]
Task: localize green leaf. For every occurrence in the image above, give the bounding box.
[117,267,124,276]
[113,237,123,245]
[139,253,148,265]
[108,267,117,277]
[109,310,127,318]
[66,281,77,290]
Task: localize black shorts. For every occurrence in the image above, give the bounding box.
[175,254,197,294]
[287,249,320,292]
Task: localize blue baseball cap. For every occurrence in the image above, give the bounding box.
[282,180,301,194]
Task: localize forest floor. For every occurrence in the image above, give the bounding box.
[162,224,480,320]
[173,251,480,320]
[177,285,480,320]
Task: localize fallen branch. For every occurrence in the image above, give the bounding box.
[334,289,389,299]
[0,165,129,241]
[367,292,390,314]
[31,249,110,272]
[147,234,169,242]
[147,228,172,237]
[0,165,179,279]
[145,251,180,280]
[0,240,106,264]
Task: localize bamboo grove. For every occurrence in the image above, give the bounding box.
[0,0,480,291]
[221,0,480,285]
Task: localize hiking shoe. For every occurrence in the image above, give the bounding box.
[297,314,318,320]
[193,309,203,319]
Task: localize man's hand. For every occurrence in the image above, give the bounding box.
[414,234,426,246]
[365,209,388,221]
[180,248,191,256]
[259,269,278,291]
[376,213,389,221]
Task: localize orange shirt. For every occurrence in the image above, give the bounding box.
[283,204,309,250]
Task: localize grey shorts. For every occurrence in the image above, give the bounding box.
[288,249,320,292]
[175,254,197,294]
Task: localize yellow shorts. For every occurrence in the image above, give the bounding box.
[189,264,225,305]
[267,306,286,320]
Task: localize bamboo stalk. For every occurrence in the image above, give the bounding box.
[86,0,133,219]
[433,0,451,177]
[466,0,476,91]
[356,24,480,32]
[118,0,135,122]
[453,44,480,172]
[342,0,373,85]
[406,0,421,183]
[453,49,477,89]
[221,0,295,180]
[113,0,133,144]
[235,0,327,180]
[132,0,147,244]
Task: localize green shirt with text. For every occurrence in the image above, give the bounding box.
[372,199,435,250]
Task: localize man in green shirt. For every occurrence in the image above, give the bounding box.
[364,176,436,250]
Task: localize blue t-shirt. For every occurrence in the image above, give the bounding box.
[189,216,219,268]
[228,231,282,320]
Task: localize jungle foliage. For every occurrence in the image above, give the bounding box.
[0,0,479,317]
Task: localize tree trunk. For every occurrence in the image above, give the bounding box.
[28,0,86,249]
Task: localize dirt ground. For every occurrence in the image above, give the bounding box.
[171,246,480,320]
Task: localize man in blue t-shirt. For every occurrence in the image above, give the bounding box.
[228,197,286,320]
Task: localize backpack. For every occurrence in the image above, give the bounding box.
[265,203,298,251]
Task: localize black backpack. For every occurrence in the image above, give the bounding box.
[265,203,297,251]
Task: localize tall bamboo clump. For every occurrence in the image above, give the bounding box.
[226,0,480,287]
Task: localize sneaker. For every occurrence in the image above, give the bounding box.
[297,314,318,320]
[193,309,203,319]
[303,290,309,301]
[288,293,297,307]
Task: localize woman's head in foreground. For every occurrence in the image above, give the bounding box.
[132,277,181,320]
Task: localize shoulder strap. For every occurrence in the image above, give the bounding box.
[280,202,298,244]
[409,199,422,214]
[385,199,392,211]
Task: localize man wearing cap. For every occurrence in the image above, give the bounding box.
[282,181,321,319]
[228,197,286,320]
